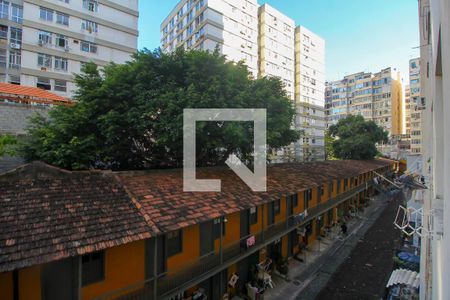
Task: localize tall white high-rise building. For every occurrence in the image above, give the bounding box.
[407,57,422,154]
[295,26,326,161]
[0,0,139,97]
[160,0,259,77]
[258,4,295,100]
[161,0,326,162]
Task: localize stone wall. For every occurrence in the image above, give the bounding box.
[0,102,50,135]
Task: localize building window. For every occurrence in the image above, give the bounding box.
[274,199,280,215]
[36,77,51,90]
[54,56,68,71]
[83,0,98,12]
[8,50,20,69]
[82,20,98,33]
[40,7,53,22]
[10,27,21,45]
[0,25,6,40]
[8,75,20,84]
[81,41,97,53]
[11,4,22,23]
[167,230,182,257]
[54,79,67,92]
[81,251,104,286]
[55,34,68,48]
[213,217,225,239]
[0,49,6,67]
[249,207,258,225]
[38,30,52,45]
[56,12,69,26]
[0,0,9,19]
[37,53,52,68]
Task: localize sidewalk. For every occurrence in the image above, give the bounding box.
[265,196,388,300]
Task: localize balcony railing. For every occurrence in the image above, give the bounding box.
[97,182,373,300]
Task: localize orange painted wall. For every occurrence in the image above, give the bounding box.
[294,191,305,214]
[250,206,263,234]
[309,187,318,208]
[0,272,13,300]
[320,183,328,202]
[274,197,287,224]
[331,180,338,198]
[281,236,288,257]
[307,219,317,244]
[19,265,41,300]
[167,225,200,273]
[215,212,240,251]
[82,240,145,300]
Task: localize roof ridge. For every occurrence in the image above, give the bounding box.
[113,173,161,235]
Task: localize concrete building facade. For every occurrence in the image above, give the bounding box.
[257,4,295,100]
[407,57,423,154]
[160,0,259,78]
[294,26,326,161]
[417,0,450,299]
[325,67,403,137]
[161,1,326,162]
[0,0,138,97]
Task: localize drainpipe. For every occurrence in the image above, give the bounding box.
[219,216,224,295]
[153,237,157,300]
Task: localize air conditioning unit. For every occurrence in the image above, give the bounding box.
[38,39,43,46]
[40,67,47,71]
[10,43,20,49]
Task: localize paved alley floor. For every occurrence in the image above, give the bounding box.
[264,193,403,300]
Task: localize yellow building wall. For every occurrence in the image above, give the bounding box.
[82,240,145,300]
[0,272,13,300]
[250,206,264,234]
[391,78,404,135]
[167,225,200,273]
[215,211,241,252]
[19,265,41,300]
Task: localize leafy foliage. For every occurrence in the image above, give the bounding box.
[22,48,298,170]
[328,115,388,160]
[0,134,17,156]
[324,129,336,160]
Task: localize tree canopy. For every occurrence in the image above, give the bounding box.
[328,115,388,160]
[0,134,17,157]
[21,48,298,170]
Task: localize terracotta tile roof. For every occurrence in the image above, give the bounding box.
[0,159,393,272]
[118,160,392,232]
[0,83,72,105]
[0,162,156,273]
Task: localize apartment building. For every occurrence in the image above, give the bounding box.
[257,3,295,161]
[0,0,138,97]
[161,1,326,162]
[160,0,259,78]
[295,26,326,161]
[258,4,295,100]
[407,58,422,154]
[0,159,396,300]
[325,67,403,136]
[417,0,450,299]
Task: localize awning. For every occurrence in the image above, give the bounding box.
[386,268,420,289]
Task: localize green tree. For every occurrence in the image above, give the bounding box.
[22,48,299,170]
[0,134,17,157]
[328,115,388,160]
[324,129,336,160]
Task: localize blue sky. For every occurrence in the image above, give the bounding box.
[139,0,419,82]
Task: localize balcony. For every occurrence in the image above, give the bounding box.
[97,183,372,300]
